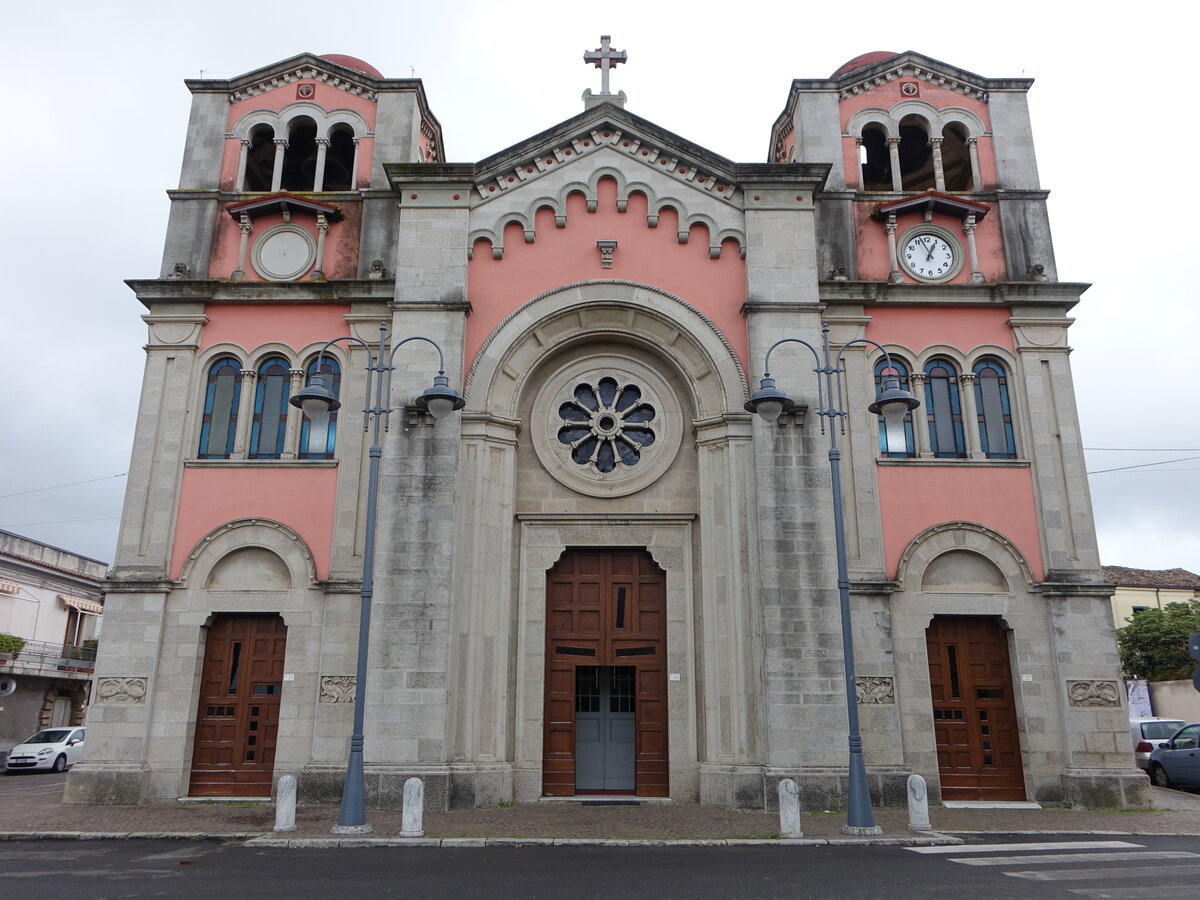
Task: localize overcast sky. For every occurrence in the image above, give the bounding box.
[2,1,1196,576]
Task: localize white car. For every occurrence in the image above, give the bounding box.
[1130,717,1185,771]
[4,727,86,773]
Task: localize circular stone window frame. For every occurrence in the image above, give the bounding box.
[251,222,317,281]
[531,355,683,498]
[897,222,965,284]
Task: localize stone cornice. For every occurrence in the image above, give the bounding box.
[102,578,174,593]
[1037,580,1117,599]
[125,279,397,308]
[819,281,1090,309]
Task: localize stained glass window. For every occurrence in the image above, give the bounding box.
[198,358,241,459]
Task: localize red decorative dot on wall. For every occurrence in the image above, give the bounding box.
[659,159,667,165]
[410,193,417,199]
[453,194,460,200]
[622,141,630,147]
[565,150,572,155]
[508,176,515,182]
[603,131,611,137]
[489,186,496,192]
[641,150,648,156]
[717,186,724,192]
[583,141,590,147]
[678,168,686,174]
[753,195,761,201]
[546,159,554,164]
[795,195,803,201]
[527,167,534,173]
[697,177,705,184]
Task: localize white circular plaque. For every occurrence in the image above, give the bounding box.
[252,224,317,281]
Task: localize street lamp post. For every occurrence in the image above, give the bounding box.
[745,322,918,836]
[291,322,465,834]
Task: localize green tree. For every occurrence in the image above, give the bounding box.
[1116,599,1200,682]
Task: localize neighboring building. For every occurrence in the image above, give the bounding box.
[69,48,1147,810]
[0,530,105,758]
[1104,566,1200,631]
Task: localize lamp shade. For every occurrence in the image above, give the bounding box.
[868,376,920,425]
[744,376,796,423]
[415,374,466,421]
[289,374,342,419]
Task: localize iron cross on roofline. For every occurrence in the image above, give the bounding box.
[584,35,627,94]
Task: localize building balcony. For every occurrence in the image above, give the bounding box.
[0,640,96,679]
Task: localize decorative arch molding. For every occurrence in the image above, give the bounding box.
[846,103,986,142]
[178,518,317,589]
[466,280,747,420]
[867,343,1018,373]
[895,521,1036,593]
[231,102,371,142]
[466,169,746,260]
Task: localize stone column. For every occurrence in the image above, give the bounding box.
[312,138,329,192]
[310,214,329,281]
[886,138,902,191]
[929,137,946,192]
[885,214,903,283]
[966,138,982,192]
[232,215,252,281]
[853,137,864,190]
[351,139,361,189]
[280,368,305,460]
[231,369,257,459]
[963,214,985,284]
[959,372,983,459]
[235,139,250,192]
[908,373,932,458]
[270,139,287,192]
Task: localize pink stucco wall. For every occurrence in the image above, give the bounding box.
[876,464,1043,582]
[171,467,338,580]
[465,178,747,372]
[854,205,1007,284]
[864,304,1013,353]
[218,83,378,192]
[208,205,363,282]
[199,304,352,352]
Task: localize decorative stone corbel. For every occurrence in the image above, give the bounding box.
[597,239,617,269]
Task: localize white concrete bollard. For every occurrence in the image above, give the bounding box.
[778,778,802,838]
[400,776,425,837]
[273,775,297,833]
[907,774,931,832]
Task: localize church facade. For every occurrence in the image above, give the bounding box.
[67,47,1148,811]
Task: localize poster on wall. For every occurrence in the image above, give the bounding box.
[1126,678,1152,717]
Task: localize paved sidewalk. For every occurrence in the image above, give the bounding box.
[1,783,1197,846]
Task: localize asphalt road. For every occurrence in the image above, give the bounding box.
[2,835,1198,899]
[0,768,67,798]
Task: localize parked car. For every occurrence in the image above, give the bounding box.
[4,727,86,774]
[1148,722,1200,789]
[1130,717,1186,771]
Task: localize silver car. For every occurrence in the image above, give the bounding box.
[1148,723,1200,789]
[4,727,86,773]
[1130,717,1185,771]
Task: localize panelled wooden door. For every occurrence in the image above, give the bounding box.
[926,616,1026,800]
[543,549,668,797]
[188,614,287,797]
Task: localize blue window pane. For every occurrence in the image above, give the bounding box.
[199,358,241,459]
[299,357,340,459]
[924,360,965,458]
[250,358,291,459]
[973,359,1016,459]
[874,359,914,458]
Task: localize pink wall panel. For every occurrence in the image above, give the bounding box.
[208,206,362,281]
[854,205,1007,283]
[171,467,339,579]
[200,304,352,352]
[465,179,747,372]
[864,305,1013,354]
[876,464,1043,582]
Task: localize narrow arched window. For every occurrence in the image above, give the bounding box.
[198,358,242,459]
[860,124,891,191]
[250,357,291,459]
[941,123,972,191]
[924,359,965,458]
[323,126,355,191]
[243,125,275,192]
[874,359,915,458]
[281,117,317,191]
[974,359,1017,459]
[898,115,934,191]
[299,357,340,459]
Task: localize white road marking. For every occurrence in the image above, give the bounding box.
[948,850,1199,866]
[1070,886,1197,899]
[908,840,1143,854]
[1006,862,1200,881]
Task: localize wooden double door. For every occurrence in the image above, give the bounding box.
[543,550,668,797]
[188,614,287,797]
[926,616,1026,800]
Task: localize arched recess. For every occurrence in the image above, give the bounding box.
[895,521,1035,595]
[466,280,747,420]
[178,518,317,590]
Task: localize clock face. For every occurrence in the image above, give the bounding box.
[901,233,956,281]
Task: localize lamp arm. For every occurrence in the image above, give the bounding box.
[310,335,377,374]
[833,337,900,373]
[387,335,449,375]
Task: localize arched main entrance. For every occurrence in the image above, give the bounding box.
[188,613,287,797]
[542,549,668,797]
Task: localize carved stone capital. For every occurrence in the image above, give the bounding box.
[1067,680,1120,707]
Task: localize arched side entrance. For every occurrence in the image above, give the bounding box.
[188,613,288,797]
[543,549,668,797]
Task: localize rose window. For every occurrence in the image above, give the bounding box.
[556,377,656,473]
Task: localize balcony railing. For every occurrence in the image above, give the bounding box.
[0,640,96,675]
